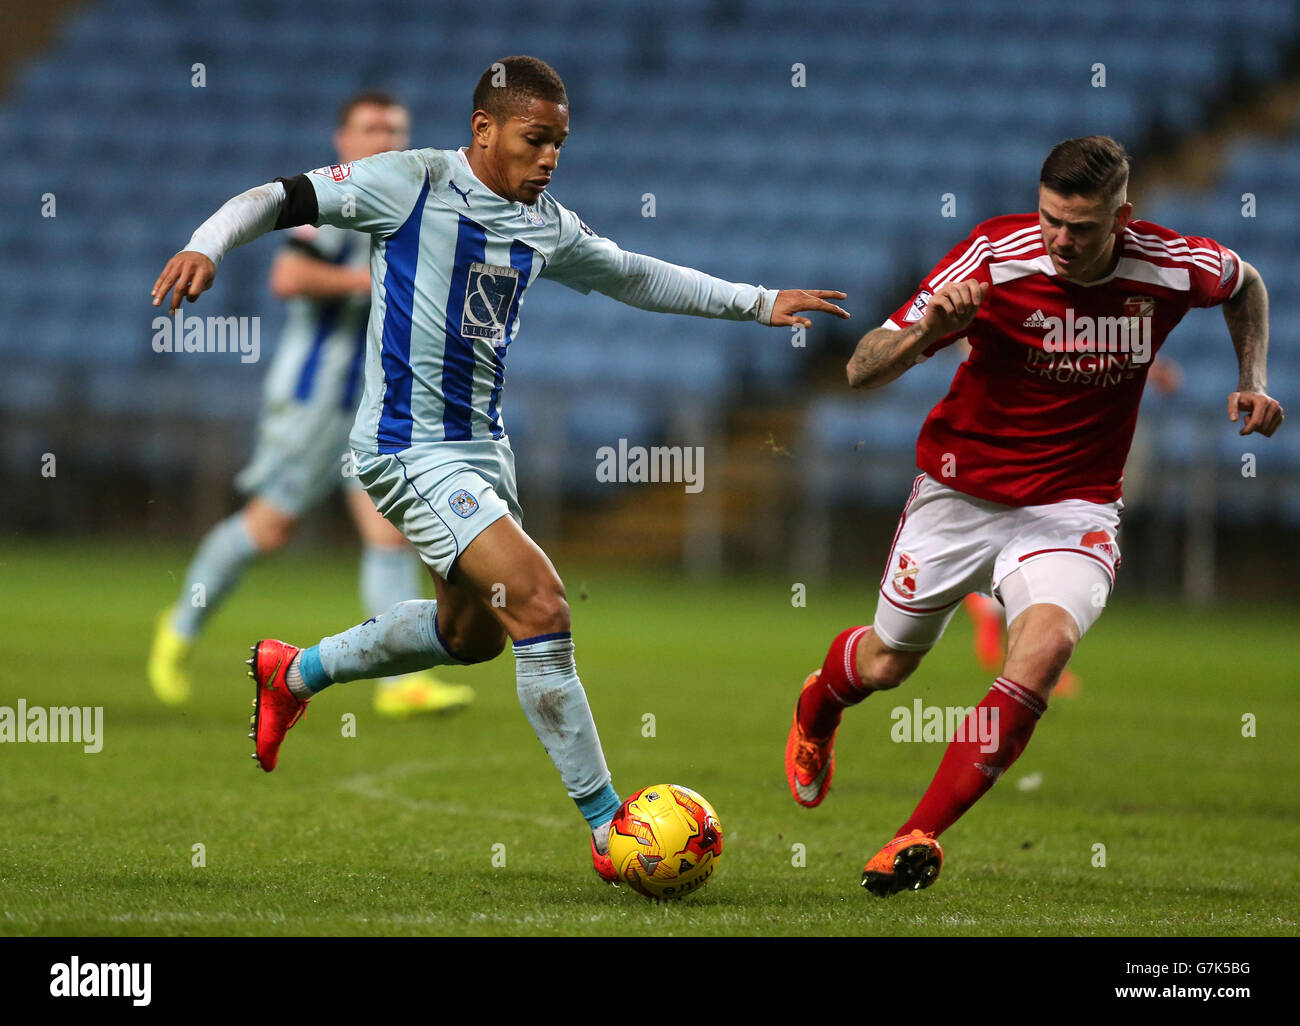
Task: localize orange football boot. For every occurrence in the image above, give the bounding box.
[862,829,944,896]
[785,671,836,808]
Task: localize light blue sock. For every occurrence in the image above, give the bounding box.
[514,633,620,827]
[303,600,462,695]
[171,513,260,640]
[360,544,423,618]
[359,544,425,690]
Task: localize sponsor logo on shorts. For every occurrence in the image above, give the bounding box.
[893,551,919,599]
[448,488,479,518]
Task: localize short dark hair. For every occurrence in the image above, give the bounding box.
[337,89,404,128]
[472,56,567,123]
[1040,136,1130,204]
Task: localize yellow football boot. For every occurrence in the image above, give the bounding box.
[373,672,474,717]
[147,609,194,706]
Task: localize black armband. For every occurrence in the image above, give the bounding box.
[274,174,319,230]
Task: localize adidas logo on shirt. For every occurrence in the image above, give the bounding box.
[1022,309,1048,328]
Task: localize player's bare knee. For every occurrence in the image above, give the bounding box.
[252,518,295,551]
[1039,627,1077,674]
[1013,624,1077,686]
[513,585,571,638]
[243,503,297,551]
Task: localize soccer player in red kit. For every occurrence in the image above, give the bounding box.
[786,136,1284,895]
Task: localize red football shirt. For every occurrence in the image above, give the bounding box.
[884,214,1242,505]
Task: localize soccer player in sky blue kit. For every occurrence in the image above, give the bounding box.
[148,91,472,719]
[152,56,849,880]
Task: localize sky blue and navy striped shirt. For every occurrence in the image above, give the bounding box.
[306,146,774,454]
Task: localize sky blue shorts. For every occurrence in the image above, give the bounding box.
[353,439,523,578]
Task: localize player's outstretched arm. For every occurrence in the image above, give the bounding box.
[541,220,846,327]
[1223,261,1284,437]
[585,250,846,325]
[153,152,420,314]
[152,181,289,314]
[847,280,988,389]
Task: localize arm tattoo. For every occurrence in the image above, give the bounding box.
[1223,269,1269,392]
[847,324,929,388]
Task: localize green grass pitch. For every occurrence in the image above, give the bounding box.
[0,541,1295,936]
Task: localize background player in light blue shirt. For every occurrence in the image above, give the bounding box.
[153,56,849,880]
[148,92,472,719]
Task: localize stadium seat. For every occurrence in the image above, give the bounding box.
[4,0,1298,519]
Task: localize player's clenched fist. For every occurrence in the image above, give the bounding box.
[921,279,989,339]
[152,251,216,314]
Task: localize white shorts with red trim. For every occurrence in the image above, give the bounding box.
[872,474,1121,651]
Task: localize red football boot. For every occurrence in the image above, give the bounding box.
[246,639,308,772]
[591,833,619,884]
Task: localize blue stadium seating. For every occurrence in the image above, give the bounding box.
[1,0,1296,511]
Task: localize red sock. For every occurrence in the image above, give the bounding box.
[898,677,1045,838]
[797,625,874,738]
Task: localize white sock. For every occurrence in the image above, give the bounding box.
[284,654,312,700]
[592,818,612,855]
